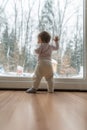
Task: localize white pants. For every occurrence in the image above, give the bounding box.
[32,60,54,92]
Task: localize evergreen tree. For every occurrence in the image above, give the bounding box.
[9,29,16,57]
[61,43,77,76]
[9,29,18,71]
[2,24,9,57]
[0,43,5,65]
[39,0,54,35]
[70,36,83,74]
[2,26,18,71]
[64,36,83,75]
[71,13,83,74]
[1,24,10,71]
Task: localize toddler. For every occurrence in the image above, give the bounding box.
[26,31,59,93]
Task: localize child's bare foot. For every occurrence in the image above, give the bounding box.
[26,88,37,93]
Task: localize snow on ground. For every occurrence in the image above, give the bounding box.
[0,72,83,79]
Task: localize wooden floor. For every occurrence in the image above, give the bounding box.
[0,91,87,130]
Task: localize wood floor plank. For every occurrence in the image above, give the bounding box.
[0,91,87,130]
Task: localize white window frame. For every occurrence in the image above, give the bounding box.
[0,0,87,90]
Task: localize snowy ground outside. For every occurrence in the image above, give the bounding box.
[0,72,83,79]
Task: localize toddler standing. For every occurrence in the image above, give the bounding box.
[26,31,59,93]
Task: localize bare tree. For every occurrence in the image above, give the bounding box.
[0,0,10,13]
[23,0,36,68]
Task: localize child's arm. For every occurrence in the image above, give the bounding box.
[52,36,59,50]
[35,44,42,54]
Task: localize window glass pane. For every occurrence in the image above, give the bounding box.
[0,0,83,78]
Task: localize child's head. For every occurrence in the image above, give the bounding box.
[38,31,51,44]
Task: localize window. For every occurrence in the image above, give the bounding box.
[0,0,84,79]
[0,0,85,84]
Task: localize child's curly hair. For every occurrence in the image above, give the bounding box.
[38,31,51,43]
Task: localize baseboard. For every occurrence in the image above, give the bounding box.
[0,88,87,92]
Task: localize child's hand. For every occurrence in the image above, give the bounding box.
[53,36,59,42]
